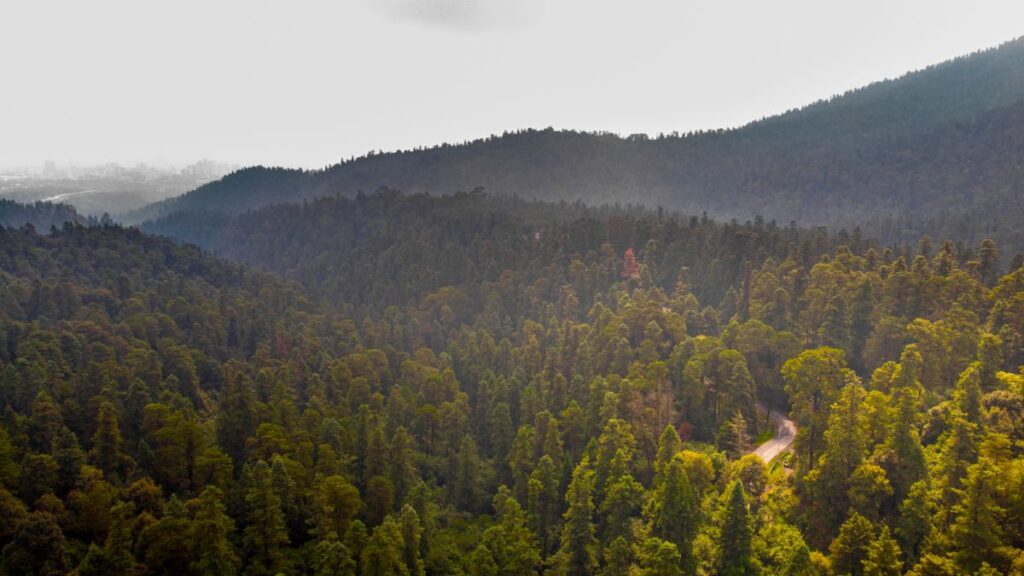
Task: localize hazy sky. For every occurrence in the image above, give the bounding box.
[1,1,1022,168]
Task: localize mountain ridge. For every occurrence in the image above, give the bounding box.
[130,36,1024,249]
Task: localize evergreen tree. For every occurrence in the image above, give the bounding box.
[312,539,357,576]
[361,516,409,576]
[242,460,289,576]
[555,459,598,576]
[828,512,874,576]
[191,486,240,576]
[948,457,1004,573]
[782,347,849,471]
[648,456,699,572]
[90,401,124,482]
[895,480,932,566]
[398,505,425,576]
[2,511,71,576]
[717,480,754,576]
[862,526,902,576]
[527,454,562,555]
[314,474,362,541]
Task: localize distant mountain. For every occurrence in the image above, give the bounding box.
[131,37,1024,249]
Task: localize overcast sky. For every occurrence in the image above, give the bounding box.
[1,0,1022,169]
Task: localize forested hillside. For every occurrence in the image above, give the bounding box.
[0,199,84,231]
[3,193,1024,574]
[130,37,1024,250]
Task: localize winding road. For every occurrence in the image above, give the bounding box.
[751,404,797,463]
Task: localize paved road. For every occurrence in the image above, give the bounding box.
[751,404,796,463]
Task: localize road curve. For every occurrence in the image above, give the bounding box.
[751,403,796,463]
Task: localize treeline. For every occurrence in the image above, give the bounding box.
[1,192,1024,574]
[0,199,84,231]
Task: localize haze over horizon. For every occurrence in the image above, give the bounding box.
[2,0,1022,169]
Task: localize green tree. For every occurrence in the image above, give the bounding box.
[479,489,542,576]
[314,474,362,541]
[2,511,71,576]
[191,486,240,576]
[948,457,1004,573]
[527,454,562,555]
[398,505,425,576]
[717,480,754,576]
[829,512,874,576]
[242,460,289,576]
[555,460,598,576]
[895,480,932,566]
[862,525,902,576]
[312,539,356,576]
[361,516,409,576]
[648,455,699,572]
[90,401,124,482]
[782,347,849,471]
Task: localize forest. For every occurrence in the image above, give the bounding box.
[2,190,1024,575]
[127,38,1024,252]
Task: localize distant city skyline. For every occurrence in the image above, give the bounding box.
[2,0,1022,169]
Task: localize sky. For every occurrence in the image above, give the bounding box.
[1,0,1022,169]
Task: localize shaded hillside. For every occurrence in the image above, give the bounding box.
[131,38,1024,249]
[144,189,867,318]
[0,199,85,231]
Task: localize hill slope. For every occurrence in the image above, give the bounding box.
[131,37,1024,249]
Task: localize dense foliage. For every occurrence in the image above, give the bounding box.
[2,191,1024,575]
[0,199,84,231]
[130,38,1024,251]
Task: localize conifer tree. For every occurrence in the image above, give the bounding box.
[191,486,240,576]
[556,459,598,576]
[717,480,754,576]
[948,457,1004,573]
[362,516,409,576]
[648,456,699,573]
[862,526,902,576]
[828,512,874,576]
[90,401,124,482]
[242,460,289,576]
[895,480,932,566]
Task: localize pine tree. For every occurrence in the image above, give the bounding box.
[242,460,289,576]
[648,456,699,573]
[390,426,419,505]
[90,401,124,482]
[862,526,902,576]
[717,481,753,576]
[362,516,409,576]
[948,457,1004,573]
[653,424,682,478]
[895,480,932,566]
[634,536,683,576]
[191,486,240,576]
[314,474,362,541]
[481,489,542,576]
[102,501,138,575]
[782,347,848,471]
[398,505,425,576]
[2,511,71,576]
[828,512,875,576]
[527,454,562,555]
[598,452,643,543]
[875,387,926,504]
[717,410,750,459]
[312,539,356,576]
[556,459,598,576]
